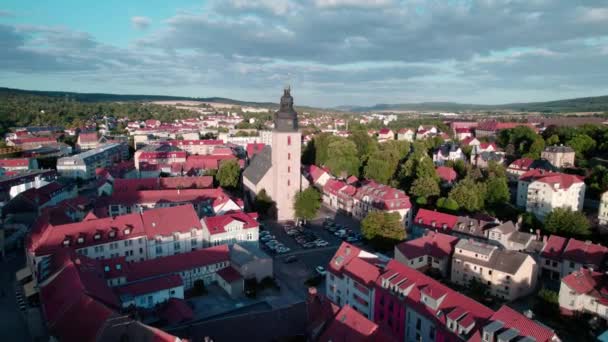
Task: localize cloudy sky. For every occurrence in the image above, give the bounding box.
[1,0,608,107]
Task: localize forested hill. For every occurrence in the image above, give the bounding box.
[0,87,277,107]
[338,95,608,113]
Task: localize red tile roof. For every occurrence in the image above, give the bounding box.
[78,132,98,143]
[159,298,194,325]
[343,256,381,286]
[460,137,479,146]
[50,294,116,342]
[562,238,608,267]
[217,266,243,283]
[113,176,213,192]
[562,268,606,295]
[534,173,584,190]
[141,204,202,238]
[540,235,568,260]
[29,211,146,256]
[318,305,391,342]
[184,154,238,171]
[246,143,266,157]
[11,136,57,145]
[455,128,471,133]
[308,164,329,183]
[378,128,392,135]
[414,208,458,231]
[202,211,259,235]
[377,259,494,340]
[104,188,236,210]
[353,180,411,210]
[488,305,556,342]
[0,158,30,168]
[436,166,457,182]
[508,157,534,171]
[115,274,183,296]
[395,231,458,260]
[126,245,230,281]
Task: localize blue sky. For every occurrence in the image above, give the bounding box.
[1,0,608,107]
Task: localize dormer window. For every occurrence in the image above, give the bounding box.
[63,238,71,246]
[109,230,116,238]
[77,237,84,244]
[115,264,122,270]
[124,228,131,235]
[431,221,436,227]
[418,218,423,224]
[94,233,101,240]
[442,223,447,229]
[104,266,110,272]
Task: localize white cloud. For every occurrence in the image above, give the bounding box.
[131,16,151,30]
[314,0,393,8]
[579,7,608,22]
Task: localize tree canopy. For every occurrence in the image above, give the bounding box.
[544,208,590,237]
[361,211,405,250]
[216,159,241,189]
[484,176,510,207]
[294,187,322,221]
[325,138,361,178]
[410,176,441,200]
[448,178,486,212]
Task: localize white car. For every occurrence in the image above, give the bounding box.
[315,266,327,276]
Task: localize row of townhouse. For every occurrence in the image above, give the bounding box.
[412,209,544,253]
[0,169,56,201]
[34,249,185,342]
[98,187,243,218]
[324,242,559,342]
[25,204,259,283]
[539,235,608,281]
[516,169,585,221]
[320,177,412,226]
[394,231,539,301]
[57,143,130,179]
[0,158,38,171]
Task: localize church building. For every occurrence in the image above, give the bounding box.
[243,87,302,221]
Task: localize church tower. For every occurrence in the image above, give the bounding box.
[271,86,301,221]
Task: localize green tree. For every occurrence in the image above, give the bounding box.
[294,187,322,222]
[312,133,336,166]
[361,211,404,249]
[364,153,394,184]
[484,177,510,206]
[544,208,590,237]
[567,134,596,159]
[546,134,560,146]
[448,178,486,212]
[325,138,360,178]
[348,130,378,164]
[436,197,459,212]
[524,137,545,159]
[216,159,240,188]
[486,161,507,178]
[410,176,440,199]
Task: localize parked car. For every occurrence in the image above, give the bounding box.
[316,266,327,275]
[284,255,297,263]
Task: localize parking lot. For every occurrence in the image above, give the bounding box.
[262,206,367,300]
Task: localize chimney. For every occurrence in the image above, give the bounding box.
[345,245,351,256]
[308,287,318,304]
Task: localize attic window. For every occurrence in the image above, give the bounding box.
[442,223,447,229]
[115,264,122,270]
[418,218,423,224]
[109,230,116,238]
[104,266,110,272]
[63,239,70,246]
[124,228,131,235]
[94,233,101,240]
[431,221,436,227]
[77,237,84,244]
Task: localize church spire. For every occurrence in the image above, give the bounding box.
[274,86,298,132]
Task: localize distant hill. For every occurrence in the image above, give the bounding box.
[0,87,278,108]
[2,87,608,114]
[337,95,608,113]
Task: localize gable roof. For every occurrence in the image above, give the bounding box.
[414,208,459,231]
[243,145,272,185]
[486,305,556,342]
[395,231,459,260]
[141,204,202,238]
[318,305,393,342]
[436,166,457,182]
[202,211,259,235]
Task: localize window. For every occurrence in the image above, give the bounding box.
[416,318,421,330]
[288,166,291,173]
[287,136,292,145]
[288,180,290,186]
[288,153,291,160]
[570,261,575,268]
[174,242,181,250]
[488,270,492,275]
[156,246,163,254]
